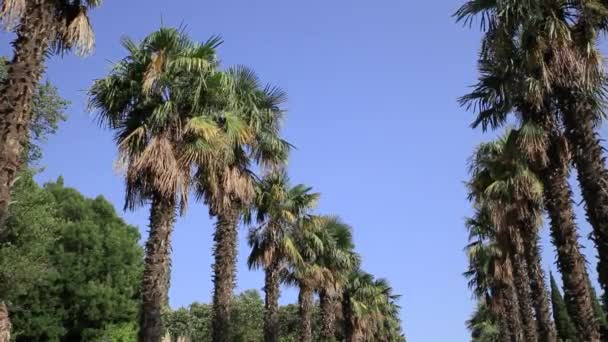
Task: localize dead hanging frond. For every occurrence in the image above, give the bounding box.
[549,43,604,91]
[515,121,548,166]
[221,165,255,205]
[143,49,166,94]
[0,0,25,30]
[124,135,190,211]
[64,7,95,56]
[198,164,255,215]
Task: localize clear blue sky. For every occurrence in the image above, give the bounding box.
[1,1,604,341]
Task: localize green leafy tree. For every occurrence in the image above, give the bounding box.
[230,290,264,342]
[98,322,138,342]
[165,291,264,342]
[0,173,143,341]
[0,171,59,341]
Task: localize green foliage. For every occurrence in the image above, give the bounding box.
[0,173,143,341]
[277,303,322,342]
[550,273,579,342]
[0,171,59,302]
[97,322,138,342]
[466,301,499,342]
[588,280,608,339]
[0,57,69,167]
[165,290,322,342]
[230,290,265,342]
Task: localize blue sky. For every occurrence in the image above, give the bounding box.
[1,1,604,341]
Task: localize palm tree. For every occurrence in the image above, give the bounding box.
[281,215,358,342]
[284,216,326,342]
[245,171,319,342]
[314,217,359,342]
[467,300,500,342]
[464,208,522,342]
[341,270,404,342]
[549,2,608,300]
[468,132,556,341]
[195,66,290,342]
[457,1,600,338]
[89,27,230,341]
[0,0,99,229]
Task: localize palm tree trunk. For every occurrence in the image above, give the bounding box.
[319,290,336,342]
[511,248,538,342]
[559,94,608,301]
[299,283,314,342]
[520,221,557,342]
[342,292,355,342]
[264,259,281,342]
[212,207,239,342]
[138,194,176,342]
[536,125,600,341]
[0,302,10,342]
[0,1,54,229]
[492,285,516,342]
[495,299,514,342]
[503,278,524,342]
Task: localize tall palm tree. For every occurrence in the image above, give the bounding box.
[195,66,290,342]
[550,2,608,300]
[282,215,358,342]
[467,300,500,342]
[246,171,319,342]
[284,216,327,342]
[314,217,359,342]
[0,0,99,229]
[468,132,556,341]
[457,1,600,338]
[89,27,230,342]
[341,270,404,342]
[464,208,523,342]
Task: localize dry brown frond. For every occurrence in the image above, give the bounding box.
[64,8,95,56]
[126,135,190,209]
[0,0,25,30]
[549,43,603,91]
[143,49,166,94]
[221,165,255,204]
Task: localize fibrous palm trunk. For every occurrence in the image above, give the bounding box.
[559,93,608,301]
[535,119,600,341]
[511,247,538,342]
[0,302,10,342]
[212,207,239,342]
[495,299,514,342]
[299,283,314,342]
[342,292,355,342]
[0,1,55,229]
[503,277,524,342]
[138,194,176,342]
[520,220,557,342]
[264,259,281,342]
[320,290,337,342]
